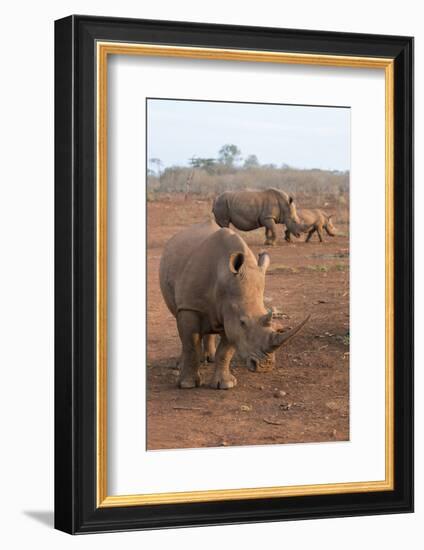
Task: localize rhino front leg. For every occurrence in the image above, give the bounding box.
[262,217,277,246]
[210,334,237,389]
[316,225,324,243]
[284,228,292,242]
[305,228,315,242]
[177,311,202,388]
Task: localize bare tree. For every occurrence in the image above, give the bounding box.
[149,157,163,179]
[185,169,194,201]
[189,156,217,174]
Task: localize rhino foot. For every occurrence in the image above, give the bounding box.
[204,352,215,363]
[264,240,276,246]
[178,374,201,389]
[209,372,237,390]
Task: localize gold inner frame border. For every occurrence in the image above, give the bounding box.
[96,42,394,508]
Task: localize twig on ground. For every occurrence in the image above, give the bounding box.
[263,418,284,426]
[173,406,205,411]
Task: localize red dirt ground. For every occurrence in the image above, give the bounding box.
[146,195,349,450]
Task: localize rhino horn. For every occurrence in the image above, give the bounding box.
[260,310,273,326]
[257,251,270,273]
[270,315,310,349]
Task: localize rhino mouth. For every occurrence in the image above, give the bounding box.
[247,354,274,372]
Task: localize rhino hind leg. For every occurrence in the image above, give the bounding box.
[263,218,277,246]
[209,335,237,389]
[213,211,230,228]
[202,334,216,363]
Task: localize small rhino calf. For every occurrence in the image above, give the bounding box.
[285,209,336,243]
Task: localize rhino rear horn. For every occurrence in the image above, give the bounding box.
[270,315,310,349]
[258,251,270,273]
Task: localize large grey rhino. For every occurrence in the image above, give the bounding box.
[159,219,309,389]
[212,188,305,246]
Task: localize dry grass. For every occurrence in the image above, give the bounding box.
[150,166,350,197]
[148,165,349,226]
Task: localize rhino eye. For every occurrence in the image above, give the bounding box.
[240,317,248,327]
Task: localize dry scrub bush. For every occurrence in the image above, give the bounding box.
[147,166,349,222]
[149,166,348,196]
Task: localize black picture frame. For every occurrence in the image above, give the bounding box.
[55,14,414,534]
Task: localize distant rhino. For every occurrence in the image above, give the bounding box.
[212,188,306,246]
[284,209,336,243]
[159,219,309,389]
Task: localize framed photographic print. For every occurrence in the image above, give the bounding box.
[54,15,413,534]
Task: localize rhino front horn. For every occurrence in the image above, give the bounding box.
[270,315,311,349]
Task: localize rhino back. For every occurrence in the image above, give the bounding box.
[298,208,326,226]
[175,226,255,317]
[222,189,280,230]
[159,220,219,317]
[161,219,259,329]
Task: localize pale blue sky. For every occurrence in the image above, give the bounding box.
[147,99,350,171]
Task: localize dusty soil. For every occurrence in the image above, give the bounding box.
[147,195,349,450]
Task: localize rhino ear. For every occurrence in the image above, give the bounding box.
[257,251,270,273]
[229,252,245,274]
[328,214,333,221]
[289,196,294,204]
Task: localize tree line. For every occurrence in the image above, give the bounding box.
[149,144,303,176]
[147,143,349,198]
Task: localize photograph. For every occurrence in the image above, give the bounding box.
[50,12,413,536]
[146,98,351,450]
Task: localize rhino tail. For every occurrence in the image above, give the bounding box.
[212,194,230,227]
